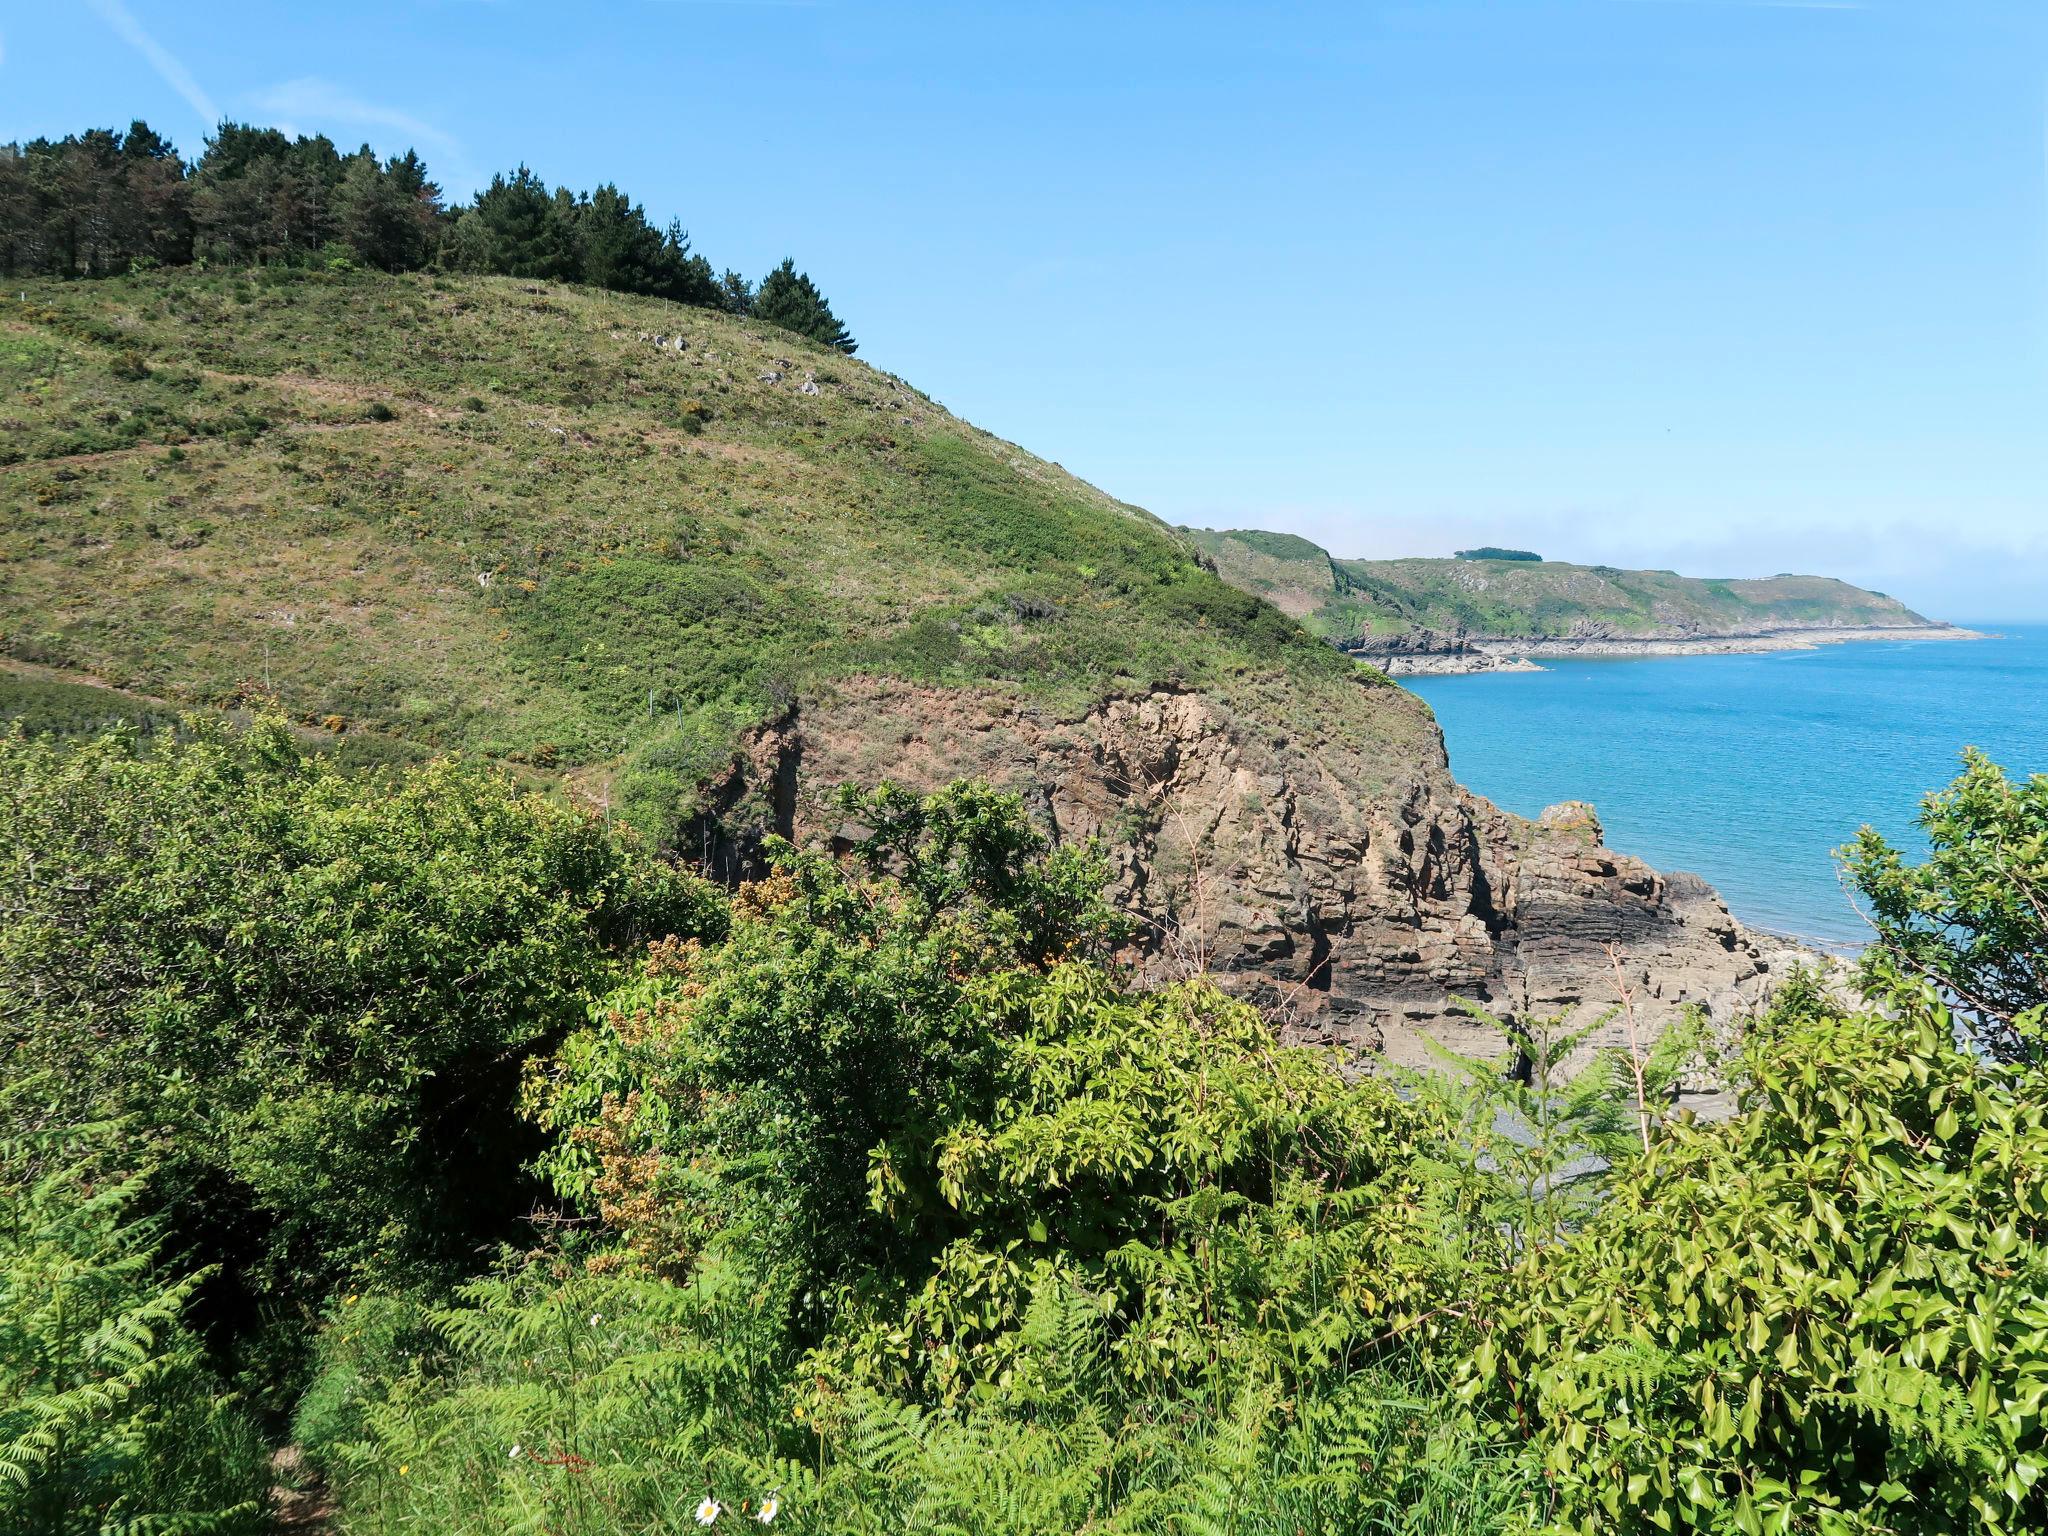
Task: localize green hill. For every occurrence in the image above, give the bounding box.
[0,266,1794,1074]
[1,269,1418,844]
[1186,526,1941,646]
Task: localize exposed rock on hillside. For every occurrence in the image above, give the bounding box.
[710,678,1794,1068]
[4,271,1813,1071]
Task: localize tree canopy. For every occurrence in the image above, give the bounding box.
[752,257,858,353]
[2,120,853,347]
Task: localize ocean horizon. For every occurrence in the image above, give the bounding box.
[1406,623,2048,951]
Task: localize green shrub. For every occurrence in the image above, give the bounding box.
[0,1108,268,1536]
[1844,748,2048,1062]
[0,719,726,1317]
[1469,978,2048,1534]
[529,782,1452,1410]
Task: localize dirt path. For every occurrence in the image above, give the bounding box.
[268,1447,337,1533]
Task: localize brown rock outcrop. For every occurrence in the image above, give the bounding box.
[706,677,1795,1068]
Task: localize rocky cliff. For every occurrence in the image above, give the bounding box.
[712,676,1798,1071]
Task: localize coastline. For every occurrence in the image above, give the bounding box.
[1363,623,1985,677]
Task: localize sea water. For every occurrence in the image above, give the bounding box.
[1404,625,2048,950]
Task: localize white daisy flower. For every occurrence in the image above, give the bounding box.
[756,1494,780,1524]
[695,1497,722,1525]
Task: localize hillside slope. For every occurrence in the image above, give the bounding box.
[1187,527,1965,672]
[2,270,1791,1060]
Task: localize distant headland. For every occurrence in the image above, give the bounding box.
[1184,528,1981,676]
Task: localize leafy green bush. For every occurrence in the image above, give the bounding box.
[0,719,725,1315]
[307,783,1520,1530]
[1469,976,2048,1534]
[528,782,1452,1404]
[1844,748,2047,1062]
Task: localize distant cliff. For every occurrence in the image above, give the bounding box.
[1184,529,1974,673]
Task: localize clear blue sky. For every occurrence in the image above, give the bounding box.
[10,0,2045,618]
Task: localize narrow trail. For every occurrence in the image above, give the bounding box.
[268,1447,338,1533]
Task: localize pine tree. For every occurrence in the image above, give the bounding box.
[334,150,420,271]
[655,220,722,307]
[460,165,575,279]
[576,182,665,292]
[717,268,755,315]
[753,257,856,353]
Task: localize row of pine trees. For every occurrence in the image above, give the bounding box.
[0,120,856,353]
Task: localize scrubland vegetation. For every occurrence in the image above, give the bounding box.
[2,720,2043,1535]
[3,131,2040,1534]
[2,264,1414,854]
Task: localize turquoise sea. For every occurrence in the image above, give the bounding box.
[1405,625,2048,950]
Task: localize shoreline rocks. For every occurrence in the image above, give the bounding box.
[699,678,1816,1073]
[1352,623,1984,677]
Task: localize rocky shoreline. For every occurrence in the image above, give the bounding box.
[1353,623,1984,677]
[706,681,1821,1082]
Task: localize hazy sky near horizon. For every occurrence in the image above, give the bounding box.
[10,0,2045,618]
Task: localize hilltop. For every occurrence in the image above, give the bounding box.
[1186,527,1969,674]
[2,268,1790,1060]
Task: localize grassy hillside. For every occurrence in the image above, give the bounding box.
[0,269,1415,841]
[1187,526,1936,645]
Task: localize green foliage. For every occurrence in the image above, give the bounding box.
[0,1108,267,1536]
[0,122,192,278]
[304,1252,1519,1535]
[842,965,1441,1403]
[13,668,2044,1536]
[1843,748,2048,1062]
[1403,1000,1704,1260]
[0,718,724,1312]
[753,257,856,353]
[529,782,1133,1290]
[309,782,1521,1531]
[4,117,829,326]
[1470,980,2048,1534]
[529,780,1454,1435]
[1453,548,1543,562]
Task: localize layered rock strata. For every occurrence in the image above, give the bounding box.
[709,679,1806,1073]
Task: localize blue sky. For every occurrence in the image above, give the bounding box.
[9,0,2045,618]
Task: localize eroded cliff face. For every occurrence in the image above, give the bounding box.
[710,677,1792,1067]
